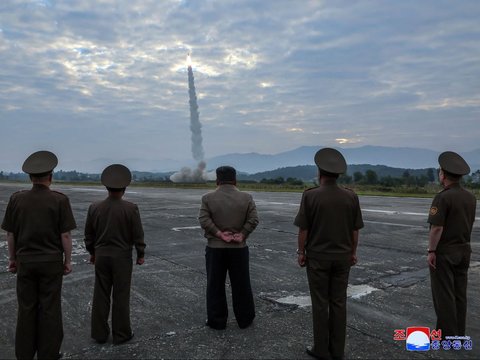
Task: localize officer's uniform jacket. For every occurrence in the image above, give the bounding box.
[84,196,145,258]
[294,183,364,260]
[1,184,77,262]
[428,183,476,254]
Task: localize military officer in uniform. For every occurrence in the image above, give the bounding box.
[1,150,76,360]
[199,166,259,330]
[84,164,145,344]
[294,148,364,360]
[427,151,476,337]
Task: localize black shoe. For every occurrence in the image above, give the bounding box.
[205,320,226,330]
[306,346,329,360]
[114,332,134,345]
[94,338,107,344]
[238,320,253,329]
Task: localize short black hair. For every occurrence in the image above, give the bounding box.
[30,172,52,181]
[319,169,339,179]
[106,187,126,193]
[442,169,461,182]
[216,166,236,183]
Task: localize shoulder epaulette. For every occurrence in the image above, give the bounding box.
[304,185,319,192]
[51,190,67,197]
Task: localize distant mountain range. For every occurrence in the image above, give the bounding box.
[3,145,477,175]
[207,146,480,174]
[238,164,438,182]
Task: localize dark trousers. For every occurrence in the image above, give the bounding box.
[205,246,255,329]
[430,251,470,337]
[92,256,133,344]
[16,260,64,360]
[306,257,351,359]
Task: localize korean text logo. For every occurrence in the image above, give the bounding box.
[393,327,472,352]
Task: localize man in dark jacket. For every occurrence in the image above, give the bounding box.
[84,164,146,344]
[199,166,259,330]
[2,150,76,359]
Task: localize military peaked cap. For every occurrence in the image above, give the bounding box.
[439,151,470,176]
[22,150,58,175]
[101,164,132,188]
[314,148,347,174]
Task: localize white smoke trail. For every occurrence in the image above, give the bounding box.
[188,62,205,162]
[170,55,209,183]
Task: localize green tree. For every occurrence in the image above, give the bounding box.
[416,175,429,187]
[380,175,395,187]
[402,170,415,185]
[286,177,304,186]
[353,171,364,183]
[365,170,378,185]
[427,168,435,182]
[338,174,352,184]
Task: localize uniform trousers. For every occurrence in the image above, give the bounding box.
[306,257,351,359]
[16,260,64,360]
[430,250,470,337]
[92,256,133,344]
[205,246,255,329]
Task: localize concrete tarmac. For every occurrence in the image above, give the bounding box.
[0,183,478,359]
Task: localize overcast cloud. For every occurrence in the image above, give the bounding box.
[1,0,479,172]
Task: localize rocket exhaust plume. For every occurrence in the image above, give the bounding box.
[170,53,209,183]
[187,53,205,162]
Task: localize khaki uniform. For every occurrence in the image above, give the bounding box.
[84,196,145,344]
[199,184,259,328]
[295,183,363,359]
[428,183,476,336]
[1,184,76,359]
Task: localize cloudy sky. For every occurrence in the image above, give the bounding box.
[1,0,479,172]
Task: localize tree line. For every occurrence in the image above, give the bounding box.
[1,169,480,188]
[259,168,480,188]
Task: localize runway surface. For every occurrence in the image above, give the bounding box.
[0,183,478,359]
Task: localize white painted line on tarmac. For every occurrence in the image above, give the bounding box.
[70,187,139,194]
[171,226,202,232]
[363,209,480,223]
[258,201,480,221]
[362,209,426,216]
[256,200,299,206]
[364,220,425,228]
[69,187,105,192]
